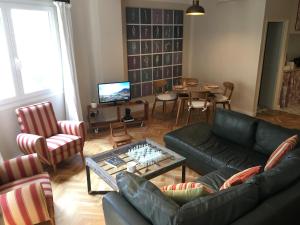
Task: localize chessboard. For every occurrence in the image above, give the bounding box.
[127,143,164,166]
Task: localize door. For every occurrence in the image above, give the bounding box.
[258,22,284,109]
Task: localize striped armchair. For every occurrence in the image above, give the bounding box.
[16,102,86,171]
[0,154,54,225]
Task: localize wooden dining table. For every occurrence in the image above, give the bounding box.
[173,83,223,125]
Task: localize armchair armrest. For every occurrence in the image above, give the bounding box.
[17,133,49,162]
[57,120,87,142]
[0,153,44,184]
[0,183,51,225]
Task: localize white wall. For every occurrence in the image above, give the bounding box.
[287,34,300,61]
[71,0,193,120]
[190,0,267,115]
[71,0,125,121]
[0,94,65,160]
[265,0,299,33]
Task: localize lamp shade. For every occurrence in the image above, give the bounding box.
[186,0,205,16]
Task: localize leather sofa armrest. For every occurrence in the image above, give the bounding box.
[103,192,152,225]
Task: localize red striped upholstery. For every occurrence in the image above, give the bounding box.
[0,154,54,225]
[0,182,51,225]
[16,101,86,170]
[16,134,48,162]
[16,102,59,138]
[58,120,86,142]
[46,134,83,164]
[264,135,299,171]
[0,154,43,185]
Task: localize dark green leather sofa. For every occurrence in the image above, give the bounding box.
[103,109,300,225]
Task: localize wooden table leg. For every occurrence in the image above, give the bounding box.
[182,165,186,183]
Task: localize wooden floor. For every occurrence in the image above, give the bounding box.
[49,108,300,225]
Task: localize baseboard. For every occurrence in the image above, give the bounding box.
[230,107,256,117]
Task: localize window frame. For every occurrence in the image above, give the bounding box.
[0,0,63,109]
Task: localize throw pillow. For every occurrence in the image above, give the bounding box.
[264,135,299,171]
[220,166,261,190]
[161,182,215,204]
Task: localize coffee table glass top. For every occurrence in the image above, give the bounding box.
[85,139,186,194]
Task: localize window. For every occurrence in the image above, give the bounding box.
[0,2,62,104]
[0,10,15,100]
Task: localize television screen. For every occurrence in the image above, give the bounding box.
[98,81,131,103]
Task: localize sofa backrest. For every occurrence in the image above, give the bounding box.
[176,183,259,225]
[254,120,300,155]
[247,148,300,199]
[212,108,258,148]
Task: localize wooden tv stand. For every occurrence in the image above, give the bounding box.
[87,100,149,133]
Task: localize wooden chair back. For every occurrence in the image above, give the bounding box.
[188,91,210,109]
[181,78,199,87]
[223,82,234,100]
[153,80,167,94]
[110,122,128,137]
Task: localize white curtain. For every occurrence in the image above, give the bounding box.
[54,2,83,121]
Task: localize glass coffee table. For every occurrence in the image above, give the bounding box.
[85,138,186,195]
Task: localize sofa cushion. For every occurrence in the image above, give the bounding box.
[212,108,258,148]
[196,136,267,171]
[196,167,239,191]
[247,148,300,199]
[164,122,216,173]
[220,166,262,190]
[164,122,267,173]
[161,182,214,205]
[116,172,179,225]
[0,172,53,218]
[254,120,300,155]
[264,135,298,171]
[176,183,259,225]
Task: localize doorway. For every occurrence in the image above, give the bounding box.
[257,21,287,112]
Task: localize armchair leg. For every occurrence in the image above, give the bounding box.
[80,151,85,164]
[52,164,57,173]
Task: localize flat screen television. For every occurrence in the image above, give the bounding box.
[98,81,131,104]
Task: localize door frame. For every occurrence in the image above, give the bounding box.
[254,20,289,113]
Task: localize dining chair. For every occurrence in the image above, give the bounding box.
[186,91,212,125]
[175,77,199,125]
[152,80,178,116]
[215,82,234,110]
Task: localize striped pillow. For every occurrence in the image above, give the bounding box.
[264,135,299,171]
[220,166,261,190]
[161,182,214,204]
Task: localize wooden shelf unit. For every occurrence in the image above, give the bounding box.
[87,100,149,133]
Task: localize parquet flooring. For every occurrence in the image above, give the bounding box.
[49,107,300,225]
